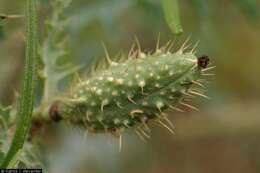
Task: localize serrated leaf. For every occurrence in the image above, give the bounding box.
[40,0,82,105]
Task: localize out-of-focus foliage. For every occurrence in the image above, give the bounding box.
[0,104,43,168]
[233,0,260,20]
[0,0,260,172]
[0,18,4,39]
[39,0,81,106]
[160,0,183,34]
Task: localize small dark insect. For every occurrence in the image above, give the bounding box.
[197,55,210,68]
[49,101,63,122]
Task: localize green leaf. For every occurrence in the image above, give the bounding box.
[39,0,81,106]
[160,0,183,35]
[0,0,38,168]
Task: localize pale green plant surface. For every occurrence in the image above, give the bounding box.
[55,46,210,137]
[38,0,81,116]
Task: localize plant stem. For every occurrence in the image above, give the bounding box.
[0,0,38,168]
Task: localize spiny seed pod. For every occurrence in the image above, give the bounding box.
[50,42,213,137]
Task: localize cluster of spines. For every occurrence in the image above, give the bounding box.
[50,39,214,142]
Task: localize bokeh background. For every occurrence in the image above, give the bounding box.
[1,0,260,172]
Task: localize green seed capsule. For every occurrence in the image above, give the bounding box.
[53,49,209,134]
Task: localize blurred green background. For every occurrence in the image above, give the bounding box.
[1,0,260,172]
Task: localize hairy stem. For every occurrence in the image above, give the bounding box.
[1,0,38,168]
